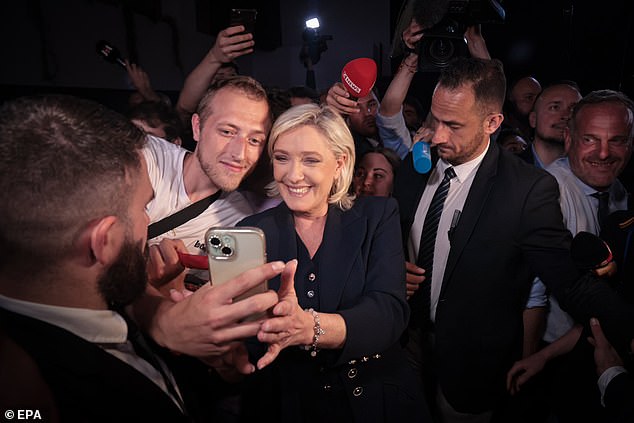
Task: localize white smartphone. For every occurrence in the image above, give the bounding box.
[205,226,268,304]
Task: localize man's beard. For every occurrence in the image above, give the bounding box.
[196,149,247,192]
[536,128,565,146]
[97,238,148,308]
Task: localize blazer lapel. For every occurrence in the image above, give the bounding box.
[441,142,500,291]
[316,206,366,312]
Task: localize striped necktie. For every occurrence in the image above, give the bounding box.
[411,167,456,329]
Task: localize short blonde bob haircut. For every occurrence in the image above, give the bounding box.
[268,103,356,210]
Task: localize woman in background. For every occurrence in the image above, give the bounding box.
[352,146,401,197]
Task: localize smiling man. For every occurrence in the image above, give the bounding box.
[143,76,272,291]
[509,89,634,423]
[548,89,633,233]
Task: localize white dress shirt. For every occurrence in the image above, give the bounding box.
[408,142,490,321]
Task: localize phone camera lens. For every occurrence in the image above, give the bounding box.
[210,236,221,247]
[221,246,233,256]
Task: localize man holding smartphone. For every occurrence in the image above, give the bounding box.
[0,94,294,420]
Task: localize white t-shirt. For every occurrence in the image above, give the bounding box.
[143,135,254,282]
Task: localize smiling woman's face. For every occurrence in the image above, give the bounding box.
[272,125,343,218]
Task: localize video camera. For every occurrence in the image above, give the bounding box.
[415,0,505,72]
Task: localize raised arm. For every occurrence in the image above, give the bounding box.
[380,18,423,118]
[175,25,254,121]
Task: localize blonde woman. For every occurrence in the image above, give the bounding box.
[239,104,429,422]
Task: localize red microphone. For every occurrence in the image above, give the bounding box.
[341,58,377,101]
[177,252,209,270]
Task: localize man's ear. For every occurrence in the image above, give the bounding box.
[191,114,201,145]
[529,110,537,129]
[485,113,504,135]
[89,216,121,267]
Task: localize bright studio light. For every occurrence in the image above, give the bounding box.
[305,17,320,29]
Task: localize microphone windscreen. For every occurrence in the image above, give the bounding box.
[341,58,377,98]
[412,141,432,174]
[570,231,612,270]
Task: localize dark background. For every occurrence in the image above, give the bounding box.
[386,0,634,115]
[1,0,632,201]
[2,0,633,106]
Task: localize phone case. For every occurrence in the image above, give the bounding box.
[230,8,257,35]
[205,226,267,303]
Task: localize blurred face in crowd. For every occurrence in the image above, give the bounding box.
[510,77,542,117]
[272,125,344,218]
[498,133,528,154]
[530,84,581,144]
[565,102,633,191]
[348,92,379,138]
[192,87,270,192]
[353,152,394,197]
[403,103,423,131]
[429,84,501,165]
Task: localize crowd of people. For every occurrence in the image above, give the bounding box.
[1,8,633,423]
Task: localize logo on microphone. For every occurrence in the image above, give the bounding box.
[342,71,361,95]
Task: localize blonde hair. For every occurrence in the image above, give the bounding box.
[268,104,356,210]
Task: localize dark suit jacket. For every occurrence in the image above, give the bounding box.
[604,371,634,423]
[517,141,536,166]
[394,141,634,413]
[238,197,430,422]
[0,308,190,423]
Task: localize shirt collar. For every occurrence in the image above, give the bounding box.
[552,157,617,198]
[531,144,546,169]
[0,294,128,344]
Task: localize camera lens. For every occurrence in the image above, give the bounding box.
[209,236,221,247]
[428,38,455,67]
[221,246,233,256]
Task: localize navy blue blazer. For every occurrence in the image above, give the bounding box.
[238,196,430,422]
[394,141,634,413]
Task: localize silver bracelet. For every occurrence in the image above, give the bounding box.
[305,308,325,357]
